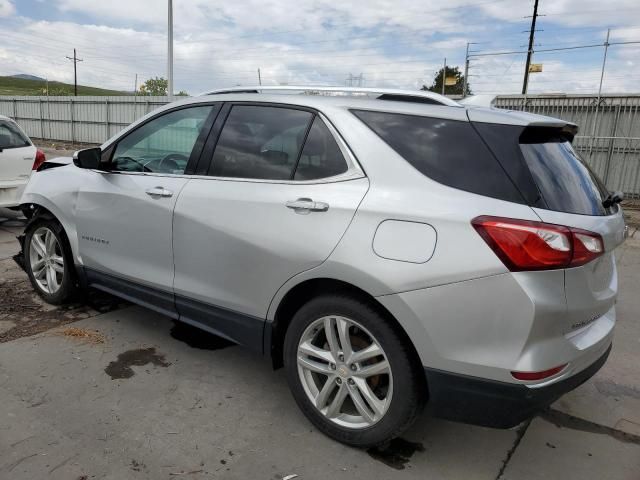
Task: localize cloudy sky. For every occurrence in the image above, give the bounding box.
[0,0,639,95]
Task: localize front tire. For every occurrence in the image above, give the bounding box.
[284,294,425,447]
[24,218,77,304]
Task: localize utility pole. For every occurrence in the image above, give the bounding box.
[65,48,83,96]
[442,58,446,96]
[463,44,470,98]
[258,68,262,85]
[133,73,138,122]
[589,28,611,159]
[167,0,174,97]
[522,0,540,94]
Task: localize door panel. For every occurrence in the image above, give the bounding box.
[173,177,369,320]
[74,104,217,295]
[76,172,189,292]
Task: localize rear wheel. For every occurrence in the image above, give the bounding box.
[24,218,77,304]
[284,294,425,447]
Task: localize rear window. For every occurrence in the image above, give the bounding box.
[351,110,524,203]
[0,121,30,149]
[519,130,611,216]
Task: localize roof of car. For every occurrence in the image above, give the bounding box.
[180,89,573,128]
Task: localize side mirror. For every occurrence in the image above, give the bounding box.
[73,147,102,169]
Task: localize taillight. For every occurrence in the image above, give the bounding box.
[511,364,567,381]
[472,216,603,271]
[571,230,605,267]
[33,149,46,170]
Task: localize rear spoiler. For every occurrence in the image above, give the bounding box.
[466,107,577,132]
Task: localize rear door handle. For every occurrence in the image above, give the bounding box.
[286,198,329,213]
[145,186,173,198]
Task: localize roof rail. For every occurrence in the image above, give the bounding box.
[200,85,460,107]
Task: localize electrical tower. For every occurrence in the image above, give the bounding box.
[346,73,364,87]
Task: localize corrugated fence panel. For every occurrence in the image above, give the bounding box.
[0,95,173,144]
[495,94,640,198]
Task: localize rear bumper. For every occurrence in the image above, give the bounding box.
[425,343,611,428]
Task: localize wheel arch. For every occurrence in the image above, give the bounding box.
[267,277,423,375]
[20,199,80,264]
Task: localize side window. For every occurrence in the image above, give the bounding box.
[0,121,30,149]
[111,105,214,174]
[294,117,348,180]
[352,109,524,204]
[209,105,312,180]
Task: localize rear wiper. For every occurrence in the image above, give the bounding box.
[602,191,623,208]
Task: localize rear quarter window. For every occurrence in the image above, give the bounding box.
[351,110,524,204]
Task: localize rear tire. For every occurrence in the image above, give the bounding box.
[284,294,425,447]
[24,218,77,305]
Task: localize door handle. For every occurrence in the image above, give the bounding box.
[145,186,173,198]
[285,198,329,213]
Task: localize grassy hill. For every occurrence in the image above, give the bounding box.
[0,76,128,96]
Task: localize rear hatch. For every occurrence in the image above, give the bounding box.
[0,119,35,182]
[470,113,626,335]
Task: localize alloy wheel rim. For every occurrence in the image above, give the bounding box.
[297,315,393,429]
[29,227,64,294]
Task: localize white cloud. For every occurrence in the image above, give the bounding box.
[0,0,638,94]
[0,0,15,17]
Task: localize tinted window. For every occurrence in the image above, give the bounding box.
[294,117,348,180]
[520,134,611,216]
[112,106,214,174]
[352,110,524,203]
[209,106,312,180]
[0,121,30,149]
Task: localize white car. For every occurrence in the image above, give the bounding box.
[0,115,45,209]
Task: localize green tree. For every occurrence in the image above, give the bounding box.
[139,77,168,96]
[176,90,189,96]
[421,66,471,96]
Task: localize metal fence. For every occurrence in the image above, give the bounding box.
[494,94,640,198]
[0,96,172,144]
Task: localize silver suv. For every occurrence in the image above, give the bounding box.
[17,87,626,447]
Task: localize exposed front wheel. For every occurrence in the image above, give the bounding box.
[284,295,425,447]
[24,219,77,304]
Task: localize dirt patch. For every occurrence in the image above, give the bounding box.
[32,138,98,152]
[0,258,126,343]
[57,327,106,345]
[623,200,640,229]
[104,347,171,380]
